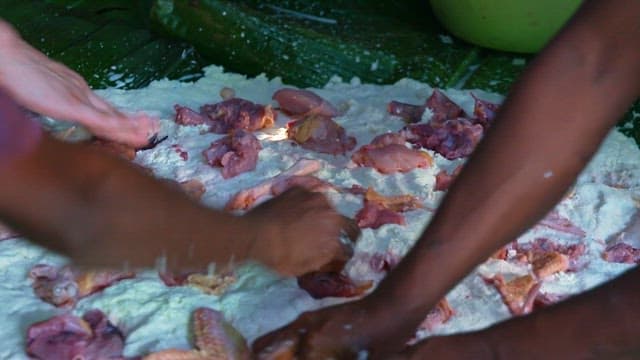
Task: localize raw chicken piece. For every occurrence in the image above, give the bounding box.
[537,211,586,237]
[225,159,323,211]
[404,118,484,160]
[159,271,236,296]
[171,143,189,161]
[368,251,401,273]
[30,264,134,307]
[387,101,425,124]
[531,252,570,278]
[202,98,276,134]
[297,271,372,299]
[388,91,499,160]
[174,104,206,126]
[514,238,586,271]
[356,202,406,229]
[273,88,339,118]
[202,129,262,179]
[603,243,640,264]
[602,211,640,264]
[26,310,125,360]
[352,133,432,174]
[355,188,422,229]
[270,175,334,196]
[175,98,276,134]
[486,274,541,316]
[369,132,407,147]
[387,89,463,124]
[418,299,455,331]
[144,308,250,360]
[362,188,422,212]
[287,115,356,155]
[471,94,500,127]
[219,87,236,100]
[426,89,465,124]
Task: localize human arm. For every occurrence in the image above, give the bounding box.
[0,91,353,276]
[364,0,640,353]
[0,18,158,147]
[253,0,640,357]
[397,266,640,360]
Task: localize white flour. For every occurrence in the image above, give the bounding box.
[0,66,637,358]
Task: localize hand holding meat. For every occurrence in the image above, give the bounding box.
[387,333,494,360]
[0,19,158,147]
[253,301,377,360]
[252,294,444,359]
[244,187,359,276]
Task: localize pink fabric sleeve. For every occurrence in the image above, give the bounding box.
[0,89,42,168]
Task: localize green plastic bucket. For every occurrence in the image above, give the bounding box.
[429,0,583,53]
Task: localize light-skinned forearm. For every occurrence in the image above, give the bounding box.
[367,0,640,344]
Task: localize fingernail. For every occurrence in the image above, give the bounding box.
[136,134,168,151]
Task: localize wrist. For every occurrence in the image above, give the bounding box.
[241,215,281,268]
[354,293,427,352]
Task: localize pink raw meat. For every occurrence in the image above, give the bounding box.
[26,310,125,360]
[202,129,262,179]
[225,159,322,211]
[287,115,356,155]
[273,88,339,118]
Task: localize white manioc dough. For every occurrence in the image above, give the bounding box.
[0,66,636,358]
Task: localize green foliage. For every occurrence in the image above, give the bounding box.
[0,0,206,89]
[2,0,638,144]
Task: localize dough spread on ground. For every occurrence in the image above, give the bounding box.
[1,66,638,358]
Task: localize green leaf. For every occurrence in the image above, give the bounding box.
[100,38,205,89]
[150,0,479,88]
[52,23,154,88]
[4,0,206,89]
[15,15,101,57]
[464,52,529,93]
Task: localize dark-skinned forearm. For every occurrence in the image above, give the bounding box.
[367,0,640,347]
[484,267,640,359]
[0,135,251,269]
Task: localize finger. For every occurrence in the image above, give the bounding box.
[256,338,299,360]
[303,330,360,360]
[71,100,117,128]
[131,112,161,137]
[86,91,123,115]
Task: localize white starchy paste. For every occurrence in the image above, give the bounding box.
[0,66,637,358]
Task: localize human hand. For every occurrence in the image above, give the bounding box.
[244,187,359,276]
[252,292,429,360]
[253,302,496,360]
[389,333,495,360]
[252,301,374,360]
[0,20,158,147]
